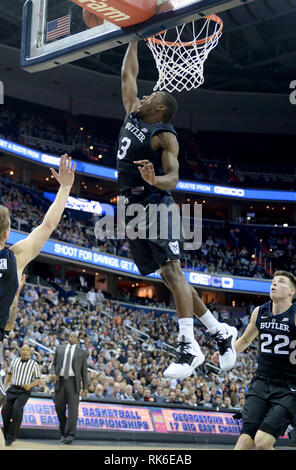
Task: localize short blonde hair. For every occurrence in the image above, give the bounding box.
[0,205,10,241]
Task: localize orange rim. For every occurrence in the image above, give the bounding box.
[147,14,223,47]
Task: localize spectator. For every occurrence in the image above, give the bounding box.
[152,386,165,403]
[96,289,105,310]
[35,376,50,394]
[156,335,166,350]
[234,397,246,410]
[188,394,198,408]
[86,288,96,310]
[212,395,223,410]
[124,356,135,373]
[133,383,144,401]
[102,381,110,397]
[165,391,180,404]
[49,292,59,307]
[79,275,87,292]
[88,384,105,400]
[142,388,155,402]
[122,384,135,401]
[195,388,203,405]
[222,396,235,410]
[108,381,123,400]
[200,393,213,409]
[228,383,237,407]
[23,286,34,303]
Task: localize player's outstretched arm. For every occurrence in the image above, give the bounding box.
[234,307,259,353]
[4,371,12,390]
[121,41,140,115]
[5,273,26,331]
[10,154,76,273]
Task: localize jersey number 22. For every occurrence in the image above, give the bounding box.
[261,333,296,364]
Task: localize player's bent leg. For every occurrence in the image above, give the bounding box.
[190,284,237,371]
[255,402,292,449]
[189,285,208,318]
[160,263,236,373]
[234,433,255,450]
[254,430,276,450]
[159,262,205,380]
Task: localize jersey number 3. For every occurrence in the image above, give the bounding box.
[117,137,131,160]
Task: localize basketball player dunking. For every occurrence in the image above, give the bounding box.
[0,155,76,402]
[117,41,237,380]
[213,270,296,450]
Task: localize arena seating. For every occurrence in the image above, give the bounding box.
[1,282,252,411]
[1,97,295,190]
[1,176,295,278]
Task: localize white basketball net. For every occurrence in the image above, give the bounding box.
[146,16,223,93]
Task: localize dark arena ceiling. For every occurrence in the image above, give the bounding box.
[1,0,296,93]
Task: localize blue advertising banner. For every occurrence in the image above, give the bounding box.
[7,230,271,294]
[1,137,295,202]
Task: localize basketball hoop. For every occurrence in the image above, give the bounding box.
[145,15,223,93]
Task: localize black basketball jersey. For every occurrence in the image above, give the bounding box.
[117,112,178,198]
[0,248,19,331]
[256,300,296,382]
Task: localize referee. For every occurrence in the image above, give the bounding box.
[1,344,41,446]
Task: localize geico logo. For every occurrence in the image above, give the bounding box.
[189,273,210,285]
[41,154,59,165]
[77,0,130,21]
[214,186,245,197]
[189,272,234,289]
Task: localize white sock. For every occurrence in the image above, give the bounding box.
[178,317,194,340]
[199,310,227,334]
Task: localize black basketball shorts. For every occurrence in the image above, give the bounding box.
[241,375,296,440]
[124,194,183,276]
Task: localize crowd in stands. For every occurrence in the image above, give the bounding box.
[1,176,295,279]
[183,223,296,278]
[0,103,116,166]
[0,98,295,190]
[182,130,295,190]
[1,283,256,412]
[184,153,296,191]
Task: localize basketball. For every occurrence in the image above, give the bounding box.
[82,9,104,29]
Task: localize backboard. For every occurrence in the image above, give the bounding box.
[21,0,255,73]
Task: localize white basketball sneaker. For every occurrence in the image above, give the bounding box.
[206,323,238,371]
[163,335,205,380]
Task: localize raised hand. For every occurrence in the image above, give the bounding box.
[133,160,156,186]
[50,154,76,188]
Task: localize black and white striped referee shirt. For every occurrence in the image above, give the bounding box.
[8,358,40,386]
